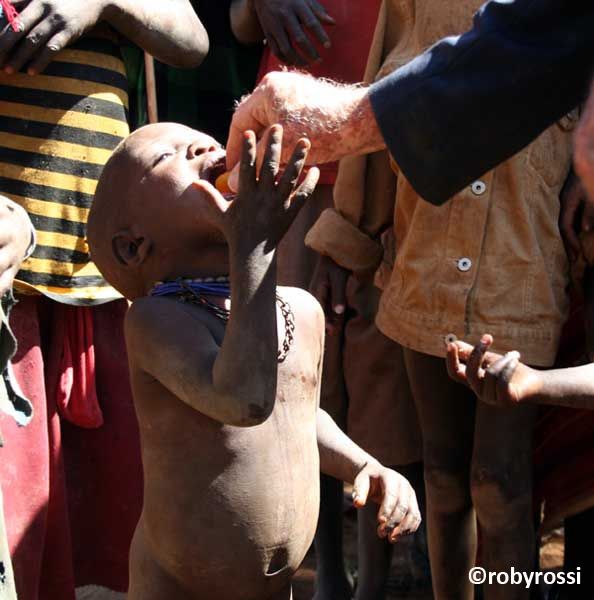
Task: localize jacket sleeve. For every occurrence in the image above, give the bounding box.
[369,0,594,205]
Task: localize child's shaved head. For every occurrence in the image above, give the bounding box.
[88,123,227,299]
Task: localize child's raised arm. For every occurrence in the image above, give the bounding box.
[126,127,319,426]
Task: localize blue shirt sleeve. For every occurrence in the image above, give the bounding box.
[369,0,594,205]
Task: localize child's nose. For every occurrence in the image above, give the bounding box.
[187,140,219,157]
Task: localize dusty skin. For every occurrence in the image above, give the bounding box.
[87,123,420,600]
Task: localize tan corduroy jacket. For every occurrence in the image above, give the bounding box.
[306,0,575,367]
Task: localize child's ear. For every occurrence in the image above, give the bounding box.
[112,229,151,267]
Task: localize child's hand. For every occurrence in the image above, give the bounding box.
[197,125,320,256]
[252,0,335,66]
[309,255,349,336]
[352,462,421,543]
[446,334,543,406]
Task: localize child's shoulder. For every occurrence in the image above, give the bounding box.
[277,286,324,335]
[124,295,217,356]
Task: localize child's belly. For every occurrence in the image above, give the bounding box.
[134,410,319,599]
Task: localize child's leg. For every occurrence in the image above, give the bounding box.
[313,271,351,600]
[354,500,393,600]
[403,348,477,600]
[472,401,537,600]
[344,280,427,599]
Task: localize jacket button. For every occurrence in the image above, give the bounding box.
[457,257,472,272]
[445,333,458,344]
[471,180,487,195]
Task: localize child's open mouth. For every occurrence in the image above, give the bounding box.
[200,153,228,186]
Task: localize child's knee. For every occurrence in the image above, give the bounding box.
[470,463,532,530]
[424,464,470,512]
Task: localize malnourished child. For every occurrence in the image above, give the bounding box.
[87,122,420,600]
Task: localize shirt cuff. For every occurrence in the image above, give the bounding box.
[305,208,384,275]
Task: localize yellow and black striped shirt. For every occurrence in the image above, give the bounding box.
[0,34,129,305]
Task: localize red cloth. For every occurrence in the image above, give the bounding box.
[0,296,142,599]
[257,0,382,185]
[55,304,103,429]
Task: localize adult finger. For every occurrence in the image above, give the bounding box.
[451,340,475,362]
[286,13,319,63]
[308,0,336,25]
[278,137,310,199]
[226,90,269,170]
[259,125,283,189]
[297,2,330,48]
[237,130,257,198]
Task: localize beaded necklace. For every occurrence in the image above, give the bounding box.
[150,277,295,362]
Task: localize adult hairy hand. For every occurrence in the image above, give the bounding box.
[309,255,348,336]
[560,171,594,261]
[196,125,320,255]
[0,197,34,295]
[253,0,334,66]
[0,0,107,75]
[226,71,382,189]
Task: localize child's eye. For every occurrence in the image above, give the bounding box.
[153,152,173,167]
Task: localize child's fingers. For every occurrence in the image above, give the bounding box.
[259,125,283,189]
[278,138,311,200]
[352,470,370,509]
[192,180,230,221]
[389,500,421,542]
[285,166,320,222]
[446,343,467,385]
[466,334,493,389]
[238,130,257,196]
[452,340,477,362]
[329,265,346,317]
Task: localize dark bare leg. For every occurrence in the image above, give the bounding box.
[354,500,392,600]
[313,474,352,600]
[472,401,537,600]
[403,348,477,600]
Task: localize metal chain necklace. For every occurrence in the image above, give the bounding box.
[150,277,295,362]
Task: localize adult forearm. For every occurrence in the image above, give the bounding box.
[230,0,264,45]
[317,409,378,484]
[370,0,594,205]
[105,0,208,68]
[533,364,594,410]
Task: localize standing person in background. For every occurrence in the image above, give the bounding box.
[231,3,382,599]
[307,3,433,598]
[305,0,574,598]
[126,0,262,140]
[0,2,207,598]
[0,196,35,600]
